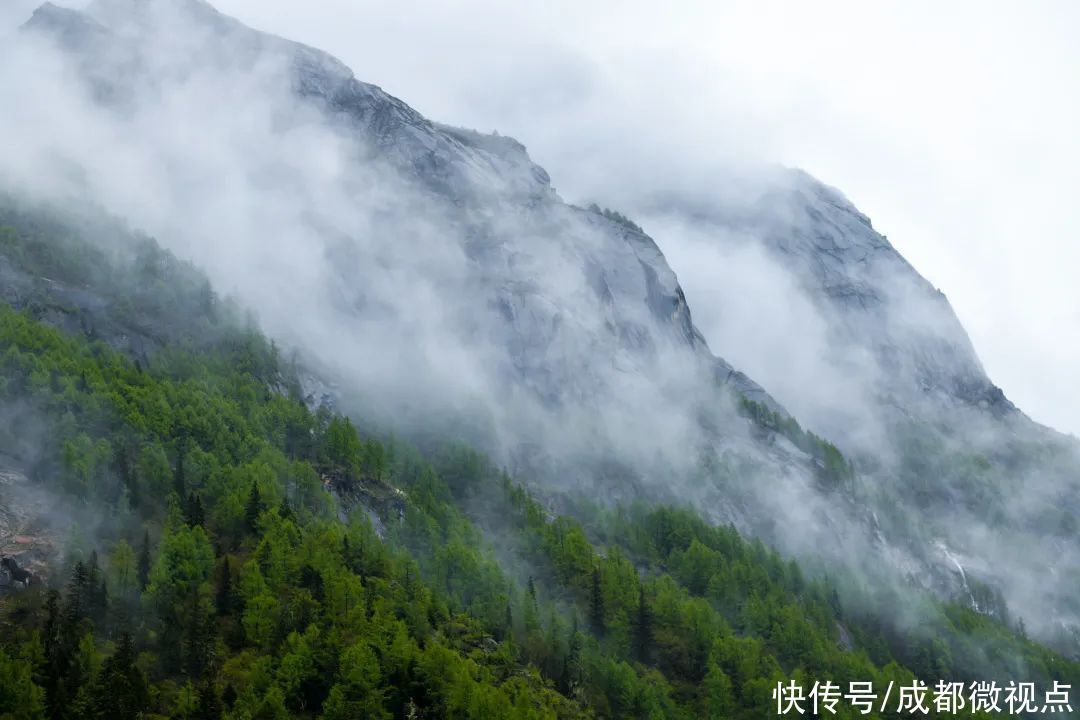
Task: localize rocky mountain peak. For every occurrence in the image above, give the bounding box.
[659,166,1014,435]
[25,2,109,46]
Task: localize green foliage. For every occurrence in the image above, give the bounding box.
[0,300,588,719]
[739,396,854,490]
[587,204,644,234]
[0,647,46,720]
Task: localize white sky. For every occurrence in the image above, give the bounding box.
[5,0,1079,436]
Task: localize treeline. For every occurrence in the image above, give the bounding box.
[738,396,854,491]
[587,204,644,234]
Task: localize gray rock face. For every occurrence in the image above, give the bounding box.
[762,173,1011,414]
[654,168,1014,436]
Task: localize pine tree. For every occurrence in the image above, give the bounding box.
[185,493,205,527]
[524,576,540,633]
[174,447,186,499]
[84,551,108,622]
[588,566,605,637]
[502,600,514,642]
[96,578,109,628]
[244,481,263,533]
[46,563,94,718]
[137,530,151,591]
[277,498,295,523]
[42,589,64,712]
[42,590,61,661]
[215,559,234,616]
[560,617,583,694]
[90,632,148,720]
[195,680,223,720]
[221,684,237,711]
[86,551,100,587]
[65,561,89,627]
[184,600,214,679]
[632,585,652,664]
[113,440,139,510]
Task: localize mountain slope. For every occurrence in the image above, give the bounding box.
[5,0,1080,652]
[641,168,1080,641]
[1,182,1075,720]
[647,168,1012,434]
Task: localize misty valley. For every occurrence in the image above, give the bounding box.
[0,1,1078,719]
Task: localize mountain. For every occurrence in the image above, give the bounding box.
[646,168,1013,436]
[2,0,1080,716]
[637,167,1080,639]
[4,0,1079,665]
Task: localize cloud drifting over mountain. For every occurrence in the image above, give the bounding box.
[3,0,1080,648]
[170,0,1080,439]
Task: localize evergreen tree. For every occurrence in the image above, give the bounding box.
[64,562,89,629]
[560,618,583,694]
[244,481,263,533]
[136,531,151,591]
[174,446,186,499]
[588,566,605,637]
[221,684,237,711]
[42,590,60,663]
[524,576,540,633]
[184,605,214,681]
[185,493,205,527]
[194,680,222,720]
[632,585,652,664]
[277,498,295,524]
[215,559,234,616]
[502,601,514,642]
[88,633,147,720]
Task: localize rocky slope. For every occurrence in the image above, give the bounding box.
[647,169,1013,438]
[644,168,1080,642]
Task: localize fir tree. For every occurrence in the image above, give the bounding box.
[137,530,151,591]
[632,585,652,664]
[89,632,148,720]
[588,566,605,637]
[215,559,234,616]
[244,481,263,533]
[277,497,295,523]
[195,680,223,720]
[221,684,237,711]
[560,617,583,694]
[524,576,540,633]
[503,601,514,642]
[174,446,186,499]
[185,493,205,527]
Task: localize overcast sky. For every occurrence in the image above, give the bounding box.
[5,0,1079,436]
